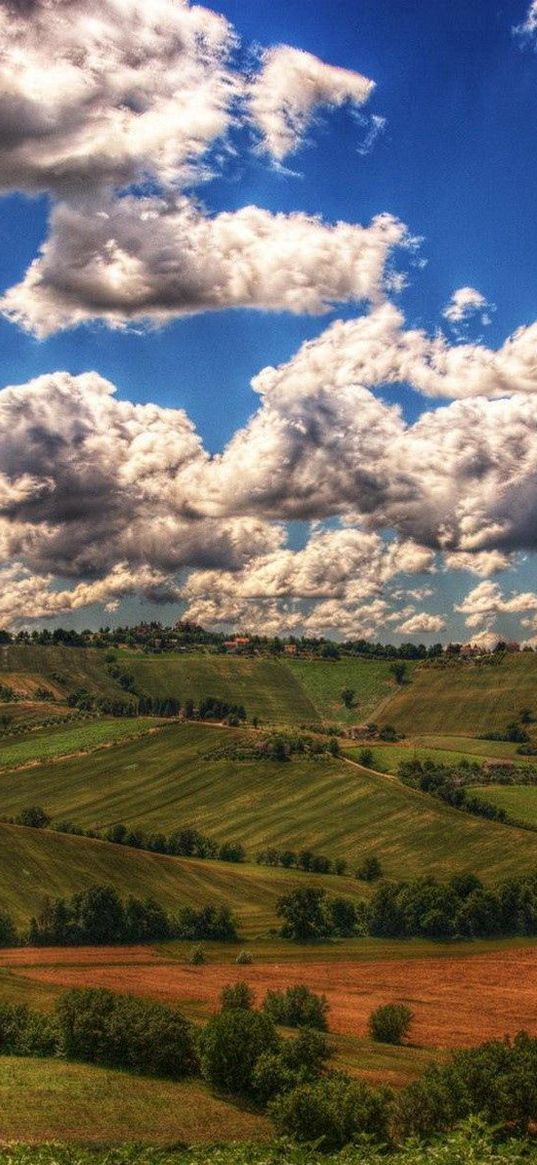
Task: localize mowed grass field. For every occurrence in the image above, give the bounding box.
[379,654,537,735]
[473,785,537,828]
[121,652,318,724]
[287,658,416,724]
[0,644,121,699]
[4,723,537,882]
[0,820,362,935]
[0,1057,271,1144]
[0,717,164,769]
[346,737,535,774]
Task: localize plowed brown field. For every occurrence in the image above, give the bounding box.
[4,944,537,1049]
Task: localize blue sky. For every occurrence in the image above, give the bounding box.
[1,0,537,642]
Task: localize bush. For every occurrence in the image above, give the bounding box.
[200,1008,279,1096]
[16,806,50,829]
[188,945,206,965]
[263,985,329,1031]
[0,910,17,947]
[368,1002,413,1045]
[253,1028,331,1104]
[235,950,253,965]
[358,748,374,767]
[220,981,255,1010]
[357,855,383,882]
[57,987,198,1078]
[270,1074,392,1149]
[0,1002,59,1057]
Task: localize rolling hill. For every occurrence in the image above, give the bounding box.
[378,654,537,736]
[4,722,537,884]
[0,820,361,935]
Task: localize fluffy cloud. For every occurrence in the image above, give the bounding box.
[0,0,237,194]
[397,612,446,634]
[443,550,512,576]
[1,199,408,335]
[0,562,183,626]
[442,287,494,333]
[455,581,537,629]
[249,45,374,161]
[0,369,281,585]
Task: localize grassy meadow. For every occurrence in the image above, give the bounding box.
[0,717,164,769]
[287,657,415,724]
[473,784,537,828]
[3,723,537,884]
[378,654,537,735]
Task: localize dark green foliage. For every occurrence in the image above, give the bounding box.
[0,1002,59,1057]
[270,1074,393,1149]
[0,910,17,947]
[176,905,237,941]
[399,758,509,822]
[358,747,374,767]
[368,1003,413,1045]
[253,1028,331,1104]
[390,662,408,685]
[27,885,234,945]
[276,887,331,941]
[366,872,537,939]
[263,985,329,1031]
[200,1008,279,1096]
[101,821,244,862]
[395,1032,537,1139]
[256,847,345,875]
[327,896,360,937]
[57,988,198,1078]
[340,687,356,709]
[15,806,50,829]
[220,982,255,1010]
[356,855,383,882]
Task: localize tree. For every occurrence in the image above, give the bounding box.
[356,855,383,882]
[16,806,50,829]
[263,985,329,1030]
[270,1074,392,1149]
[390,661,408,685]
[368,1003,413,1045]
[220,981,255,1010]
[276,887,330,941]
[340,687,356,709]
[0,910,17,947]
[200,1008,279,1096]
[358,747,374,768]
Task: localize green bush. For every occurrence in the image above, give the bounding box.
[0,1002,59,1057]
[57,987,198,1078]
[270,1073,392,1149]
[220,982,255,1010]
[368,1003,413,1045]
[200,1008,279,1096]
[263,985,329,1030]
[253,1027,331,1105]
[235,950,253,965]
[0,910,17,947]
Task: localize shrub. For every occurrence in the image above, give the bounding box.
[270,1074,392,1149]
[188,945,206,965]
[368,1002,413,1045]
[253,1029,330,1104]
[57,987,198,1078]
[235,950,253,965]
[16,806,50,829]
[220,981,255,1010]
[263,985,329,1031]
[0,1002,59,1057]
[356,855,383,882]
[358,747,374,767]
[0,910,17,947]
[200,1008,279,1096]
[176,904,238,941]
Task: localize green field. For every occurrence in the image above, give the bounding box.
[346,736,535,774]
[0,1057,270,1144]
[0,717,164,769]
[379,655,537,736]
[0,820,363,934]
[0,644,122,699]
[4,723,537,884]
[121,653,318,724]
[473,785,537,828]
[287,658,415,724]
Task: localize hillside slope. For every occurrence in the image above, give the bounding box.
[4,723,537,883]
[0,821,359,934]
[287,657,414,724]
[378,654,537,736]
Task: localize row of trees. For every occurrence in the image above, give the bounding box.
[276,871,537,941]
[256,848,348,876]
[12,808,246,864]
[24,885,237,946]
